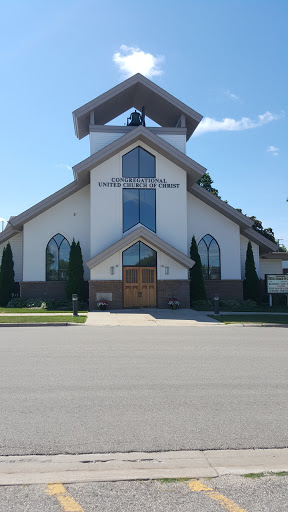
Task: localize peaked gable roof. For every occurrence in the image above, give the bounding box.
[86,226,194,270]
[73,73,202,141]
[73,125,206,186]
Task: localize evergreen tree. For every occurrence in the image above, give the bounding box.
[243,241,260,302]
[189,235,206,303]
[66,239,84,301]
[0,242,15,306]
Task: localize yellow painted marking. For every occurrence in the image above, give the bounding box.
[46,483,84,511]
[189,480,248,512]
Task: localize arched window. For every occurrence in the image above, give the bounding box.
[198,235,221,279]
[46,234,70,281]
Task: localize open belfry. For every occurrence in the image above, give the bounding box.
[0,74,283,308]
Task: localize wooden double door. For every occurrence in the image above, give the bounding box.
[123,267,157,308]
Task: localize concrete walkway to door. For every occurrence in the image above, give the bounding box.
[86,308,220,327]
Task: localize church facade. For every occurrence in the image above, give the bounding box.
[0,74,283,309]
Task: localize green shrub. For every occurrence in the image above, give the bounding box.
[240,299,257,310]
[7,298,29,308]
[6,297,88,310]
[191,300,213,310]
[219,299,241,310]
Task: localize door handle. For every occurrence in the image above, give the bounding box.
[138,292,142,297]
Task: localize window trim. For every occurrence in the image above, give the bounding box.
[198,234,221,280]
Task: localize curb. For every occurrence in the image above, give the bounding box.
[0,448,287,485]
[224,323,288,328]
[0,323,83,327]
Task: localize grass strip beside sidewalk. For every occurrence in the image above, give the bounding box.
[0,316,87,324]
[0,308,88,314]
[209,314,288,324]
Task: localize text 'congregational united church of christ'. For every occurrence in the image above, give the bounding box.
[98,178,180,188]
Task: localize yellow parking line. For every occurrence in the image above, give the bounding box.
[46,483,84,511]
[188,480,248,512]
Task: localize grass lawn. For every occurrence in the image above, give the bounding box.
[0,316,87,324]
[0,308,88,314]
[210,314,288,324]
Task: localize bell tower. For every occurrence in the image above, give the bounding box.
[72,73,202,157]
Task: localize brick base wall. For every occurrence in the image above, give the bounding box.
[157,280,190,308]
[204,280,243,300]
[20,281,89,300]
[20,281,67,299]
[89,281,122,310]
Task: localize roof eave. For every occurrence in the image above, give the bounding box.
[73,126,206,184]
[72,73,202,141]
[241,227,278,253]
[260,252,288,260]
[86,226,194,270]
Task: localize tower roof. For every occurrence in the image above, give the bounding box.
[72,73,202,141]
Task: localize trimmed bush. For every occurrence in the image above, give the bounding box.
[243,241,260,302]
[66,240,85,301]
[191,300,213,310]
[0,243,15,306]
[219,299,241,310]
[189,236,206,303]
[6,297,88,310]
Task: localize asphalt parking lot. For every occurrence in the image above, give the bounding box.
[0,474,288,511]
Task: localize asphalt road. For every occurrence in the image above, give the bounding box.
[0,325,287,455]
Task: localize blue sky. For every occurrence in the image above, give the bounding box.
[1,0,287,247]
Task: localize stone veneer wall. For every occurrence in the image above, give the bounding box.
[89,280,122,310]
[204,280,243,300]
[157,280,190,308]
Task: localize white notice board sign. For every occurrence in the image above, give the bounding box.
[266,274,288,294]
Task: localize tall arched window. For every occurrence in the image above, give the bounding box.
[198,235,221,279]
[46,234,70,281]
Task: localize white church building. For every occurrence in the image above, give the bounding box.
[0,74,284,309]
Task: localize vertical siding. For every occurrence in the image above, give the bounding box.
[259,260,283,279]
[240,235,259,278]
[0,232,23,282]
[156,134,186,153]
[90,131,187,155]
[90,132,123,154]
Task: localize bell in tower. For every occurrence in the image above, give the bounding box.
[127,107,145,127]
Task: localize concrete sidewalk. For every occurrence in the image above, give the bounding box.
[85,308,220,327]
[0,448,287,485]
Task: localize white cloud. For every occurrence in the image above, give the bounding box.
[113,45,164,78]
[225,89,239,101]
[267,145,280,156]
[0,217,6,222]
[56,164,72,171]
[195,111,284,136]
